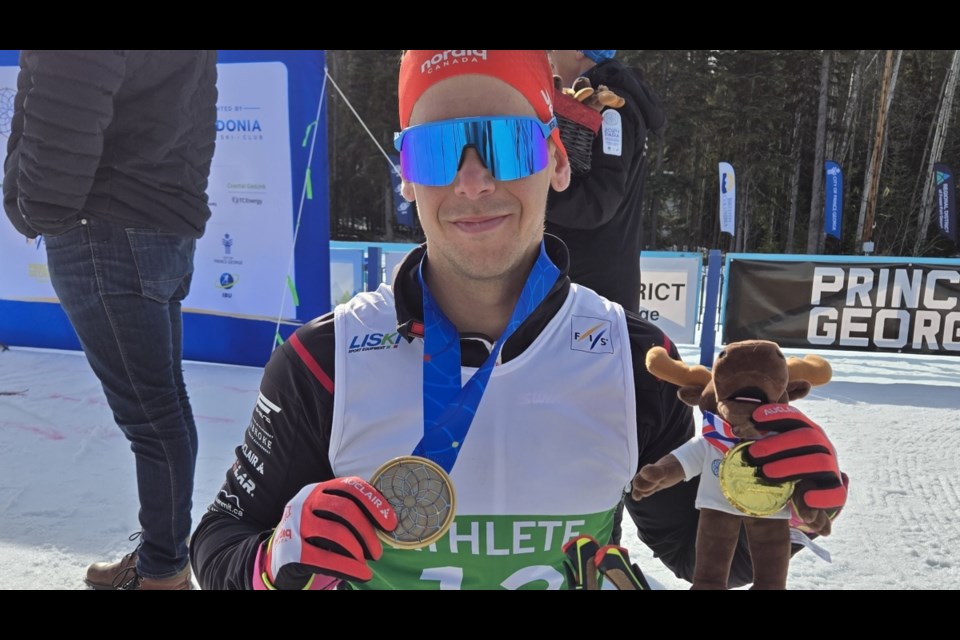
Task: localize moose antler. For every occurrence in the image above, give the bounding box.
[645,346,712,388]
[786,355,832,387]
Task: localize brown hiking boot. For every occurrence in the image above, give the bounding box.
[125,564,193,590]
[85,550,139,589]
[85,531,193,590]
[85,554,193,590]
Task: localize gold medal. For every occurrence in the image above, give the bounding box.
[719,441,796,517]
[369,455,456,549]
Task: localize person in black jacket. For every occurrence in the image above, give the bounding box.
[189,50,846,590]
[547,50,666,544]
[546,50,665,313]
[3,50,218,590]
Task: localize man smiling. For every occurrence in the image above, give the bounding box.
[190,50,845,590]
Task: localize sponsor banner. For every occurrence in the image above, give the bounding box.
[639,253,702,345]
[0,50,330,367]
[189,61,295,318]
[934,162,957,244]
[824,161,843,240]
[718,162,736,236]
[723,257,960,355]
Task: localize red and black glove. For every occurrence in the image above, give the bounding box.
[562,534,601,590]
[745,404,848,513]
[262,477,398,589]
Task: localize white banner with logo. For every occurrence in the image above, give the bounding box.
[719,161,736,236]
[639,252,702,344]
[187,61,295,319]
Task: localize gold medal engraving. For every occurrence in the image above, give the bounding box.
[370,455,456,549]
[719,442,796,517]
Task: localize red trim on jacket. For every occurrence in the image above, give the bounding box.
[289,332,334,395]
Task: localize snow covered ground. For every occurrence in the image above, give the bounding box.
[2,342,959,590]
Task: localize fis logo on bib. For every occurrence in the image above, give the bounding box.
[571,317,614,354]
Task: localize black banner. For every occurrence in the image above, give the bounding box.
[723,259,960,355]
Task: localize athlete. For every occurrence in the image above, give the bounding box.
[190,50,846,590]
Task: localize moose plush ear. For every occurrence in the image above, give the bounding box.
[645,347,711,386]
[786,380,813,401]
[645,346,711,408]
[787,355,832,387]
[681,386,712,408]
[783,354,832,401]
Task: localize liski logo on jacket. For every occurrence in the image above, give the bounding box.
[570,316,614,354]
[348,331,403,354]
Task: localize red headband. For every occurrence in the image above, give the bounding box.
[398,50,566,160]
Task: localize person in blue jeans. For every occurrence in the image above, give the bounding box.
[3,50,218,590]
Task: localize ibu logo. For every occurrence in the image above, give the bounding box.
[217,273,238,289]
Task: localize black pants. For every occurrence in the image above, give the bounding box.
[611,496,625,544]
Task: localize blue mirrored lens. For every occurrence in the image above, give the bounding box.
[395,116,553,186]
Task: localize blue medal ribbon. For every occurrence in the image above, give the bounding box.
[413,241,560,473]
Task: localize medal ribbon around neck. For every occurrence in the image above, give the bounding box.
[413,241,560,473]
[702,411,741,453]
[702,410,771,453]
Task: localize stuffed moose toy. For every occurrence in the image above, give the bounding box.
[632,340,847,589]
